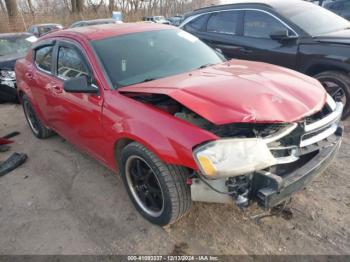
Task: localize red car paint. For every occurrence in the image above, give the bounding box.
[15,24,327,172]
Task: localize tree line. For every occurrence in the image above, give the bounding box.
[0,0,219,31]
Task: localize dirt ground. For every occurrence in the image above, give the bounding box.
[0,103,349,255]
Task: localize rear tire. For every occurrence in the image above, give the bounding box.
[120,142,192,226]
[22,94,54,139]
[315,71,350,119]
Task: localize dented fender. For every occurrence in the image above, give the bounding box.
[101,92,218,170]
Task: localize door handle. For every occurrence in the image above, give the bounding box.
[51,85,63,94]
[25,72,33,80]
[240,48,253,54]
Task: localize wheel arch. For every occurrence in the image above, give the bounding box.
[110,122,205,173]
[305,63,349,77]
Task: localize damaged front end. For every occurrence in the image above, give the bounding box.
[190,94,343,208]
[122,91,343,209]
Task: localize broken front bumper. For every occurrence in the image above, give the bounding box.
[252,131,342,208]
[0,81,17,102]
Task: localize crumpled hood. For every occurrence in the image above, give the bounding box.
[119,60,326,125]
[314,29,350,45]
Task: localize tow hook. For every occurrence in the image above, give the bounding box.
[226,176,250,208]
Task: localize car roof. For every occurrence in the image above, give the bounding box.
[31,23,61,27]
[187,0,313,16]
[0,32,33,39]
[76,18,115,23]
[46,23,173,41]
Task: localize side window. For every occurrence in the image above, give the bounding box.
[343,2,350,10]
[57,46,89,80]
[35,46,53,72]
[329,2,344,10]
[183,14,209,32]
[206,11,239,35]
[244,10,288,38]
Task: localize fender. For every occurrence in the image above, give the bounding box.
[303,60,350,76]
[101,93,218,171]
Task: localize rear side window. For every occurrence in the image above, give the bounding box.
[207,11,239,35]
[183,14,209,32]
[244,10,287,38]
[57,46,89,80]
[35,46,53,72]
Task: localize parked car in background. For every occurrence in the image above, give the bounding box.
[325,0,350,20]
[70,18,122,28]
[143,16,170,24]
[27,23,63,37]
[15,24,343,225]
[167,16,183,26]
[181,0,350,119]
[112,11,123,22]
[0,32,37,103]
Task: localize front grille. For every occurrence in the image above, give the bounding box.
[304,103,332,125]
[266,98,343,165]
[210,123,288,138]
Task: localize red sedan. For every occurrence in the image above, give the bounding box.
[15,23,343,225]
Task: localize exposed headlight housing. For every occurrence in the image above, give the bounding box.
[0,70,16,81]
[193,138,276,179]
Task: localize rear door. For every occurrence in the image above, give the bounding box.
[30,43,56,123]
[47,40,107,162]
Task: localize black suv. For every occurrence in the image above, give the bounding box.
[325,0,350,20]
[180,0,350,118]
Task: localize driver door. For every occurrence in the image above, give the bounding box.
[234,10,299,70]
[47,40,107,162]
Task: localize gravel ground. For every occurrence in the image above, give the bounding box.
[0,103,349,255]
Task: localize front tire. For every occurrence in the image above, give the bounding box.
[120,142,192,226]
[315,71,350,119]
[22,94,54,139]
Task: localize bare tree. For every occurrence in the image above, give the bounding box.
[0,0,7,13]
[87,0,103,14]
[27,0,34,16]
[76,0,83,13]
[4,0,18,30]
[71,0,83,13]
[109,0,114,14]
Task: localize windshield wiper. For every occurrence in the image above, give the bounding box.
[138,78,158,84]
[197,63,214,69]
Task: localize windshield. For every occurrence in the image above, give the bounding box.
[0,35,34,57]
[92,29,224,87]
[279,3,350,36]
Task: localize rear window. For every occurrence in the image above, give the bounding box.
[183,14,210,32]
[35,46,53,72]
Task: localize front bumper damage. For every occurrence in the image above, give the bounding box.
[0,81,17,102]
[191,100,343,208]
[252,131,341,208]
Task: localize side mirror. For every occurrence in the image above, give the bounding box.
[63,76,98,94]
[270,30,298,41]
